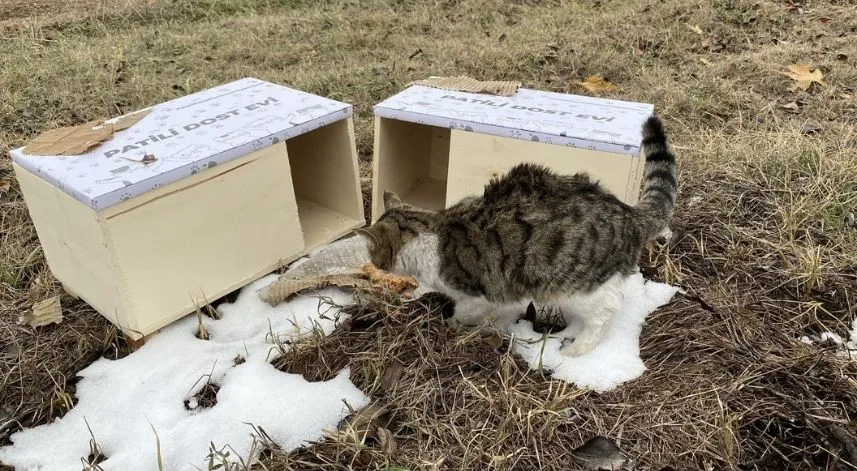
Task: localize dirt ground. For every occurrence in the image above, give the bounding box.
[1,0,856,469]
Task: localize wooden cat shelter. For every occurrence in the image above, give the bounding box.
[371,84,655,221]
[10,78,364,341]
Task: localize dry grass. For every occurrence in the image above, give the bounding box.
[1,0,857,469]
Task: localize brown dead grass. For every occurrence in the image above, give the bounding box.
[1,0,856,469]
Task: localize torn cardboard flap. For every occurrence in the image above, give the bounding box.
[18,296,63,327]
[108,108,152,132]
[408,76,520,97]
[22,108,153,157]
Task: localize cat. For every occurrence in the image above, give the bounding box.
[357,116,677,357]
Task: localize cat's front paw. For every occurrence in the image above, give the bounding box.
[559,336,597,357]
[412,291,455,319]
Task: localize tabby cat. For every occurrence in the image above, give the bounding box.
[357,116,677,357]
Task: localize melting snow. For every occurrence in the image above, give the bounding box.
[0,276,368,471]
[506,273,678,392]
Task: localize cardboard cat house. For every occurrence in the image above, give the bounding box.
[10,77,364,341]
[371,84,655,220]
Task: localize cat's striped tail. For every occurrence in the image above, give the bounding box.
[635,116,677,237]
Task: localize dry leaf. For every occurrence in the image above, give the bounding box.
[0,178,10,194]
[141,154,157,165]
[376,427,398,454]
[379,359,404,392]
[23,121,115,156]
[19,296,63,327]
[576,75,617,94]
[780,63,828,91]
[336,402,390,442]
[685,23,704,35]
[361,264,418,293]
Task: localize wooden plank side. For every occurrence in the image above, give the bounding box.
[372,117,444,220]
[286,118,365,247]
[104,142,305,337]
[428,127,451,181]
[624,151,646,205]
[446,130,637,206]
[13,163,129,328]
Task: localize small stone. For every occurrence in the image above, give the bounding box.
[780,102,801,113]
[800,123,822,135]
[572,436,630,470]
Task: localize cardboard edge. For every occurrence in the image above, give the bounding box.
[372,106,643,156]
[407,76,521,97]
[375,85,656,113]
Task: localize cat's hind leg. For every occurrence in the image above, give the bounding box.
[557,275,624,357]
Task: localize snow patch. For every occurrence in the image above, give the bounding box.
[506,273,678,392]
[0,276,367,471]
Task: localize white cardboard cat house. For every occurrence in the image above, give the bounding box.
[371,85,655,221]
[10,77,364,341]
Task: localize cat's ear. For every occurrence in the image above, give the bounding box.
[383,191,403,210]
[354,226,379,245]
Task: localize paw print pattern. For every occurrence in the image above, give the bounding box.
[119,192,132,201]
[190,164,201,175]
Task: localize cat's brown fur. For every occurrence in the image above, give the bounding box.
[358,116,676,356]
